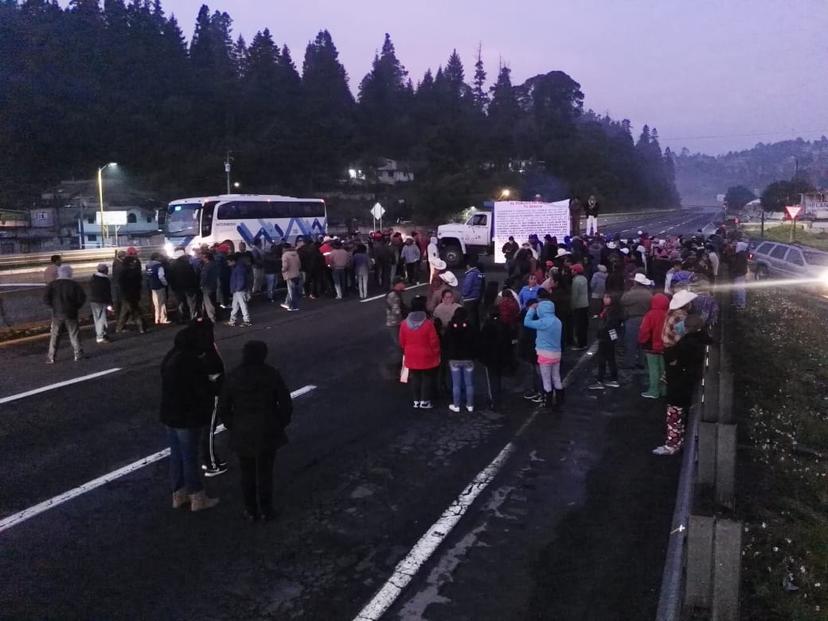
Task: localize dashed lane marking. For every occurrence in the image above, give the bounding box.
[361,282,428,303]
[353,344,596,620]
[0,368,122,406]
[0,385,317,535]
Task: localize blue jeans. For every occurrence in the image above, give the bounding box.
[450,360,475,407]
[333,268,346,298]
[287,277,302,310]
[732,276,747,308]
[265,273,278,301]
[623,316,643,368]
[167,427,203,493]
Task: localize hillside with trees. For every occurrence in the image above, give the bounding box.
[675,138,828,206]
[0,0,680,219]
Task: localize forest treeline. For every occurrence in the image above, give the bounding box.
[0,0,681,217]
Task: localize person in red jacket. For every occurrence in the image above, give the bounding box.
[398,295,441,409]
[638,292,669,399]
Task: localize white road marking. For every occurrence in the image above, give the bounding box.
[0,368,122,406]
[0,283,43,287]
[0,385,317,535]
[353,347,595,620]
[361,282,427,303]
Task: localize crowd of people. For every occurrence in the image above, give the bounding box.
[38,216,750,519]
[384,222,747,458]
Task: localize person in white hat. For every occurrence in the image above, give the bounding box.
[653,314,712,455]
[428,271,460,317]
[661,290,697,351]
[620,272,654,368]
[427,236,441,280]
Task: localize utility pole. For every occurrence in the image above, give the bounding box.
[224,151,232,194]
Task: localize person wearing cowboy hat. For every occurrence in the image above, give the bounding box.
[653,313,712,455]
[620,272,654,369]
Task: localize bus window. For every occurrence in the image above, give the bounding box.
[201,201,217,237]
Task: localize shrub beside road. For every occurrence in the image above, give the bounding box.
[761,224,828,252]
[731,288,827,620]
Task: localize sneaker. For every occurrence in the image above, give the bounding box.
[523,391,541,401]
[588,382,605,390]
[46,357,55,365]
[280,303,290,310]
[73,354,86,362]
[202,464,229,477]
[448,404,461,413]
[288,308,300,312]
[413,401,420,409]
[241,321,253,327]
[652,445,680,456]
[419,401,433,409]
[641,392,658,399]
[530,393,545,404]
[466,405,474,413]
[225,321,236,327]
[604,380,621,388]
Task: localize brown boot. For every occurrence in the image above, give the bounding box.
[189,490,219,512]
[172,488,189,509]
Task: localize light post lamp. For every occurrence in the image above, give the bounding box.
[499,188,511,200]
[97,162,118,247]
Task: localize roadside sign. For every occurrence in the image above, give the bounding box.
[370,203,385,220]
[785,205,802,219]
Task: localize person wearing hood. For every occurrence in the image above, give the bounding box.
[89,263,113,344]
[662,290,697,351]
[620,273,654,369]
[590,264,608,317]
[588,293,623,390]
[159,326,218,511]
[44,264,87,363]
[638,293,670,399]
[442,307,478,412]
[218,340,292,521]
[496,285,521,333]
[653,314,713,456]
[523,298,564,410]
[145,252,170,325]
[730,240,749,310]
[398,295,441,409]
[570,263,590,349]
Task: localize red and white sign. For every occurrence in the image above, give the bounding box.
[785,205,802,219]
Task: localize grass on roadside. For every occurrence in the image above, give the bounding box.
[762,224,828,252]
[731,288,827,620]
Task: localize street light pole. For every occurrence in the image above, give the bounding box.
[225,151,232,194]
[97,162,117,247]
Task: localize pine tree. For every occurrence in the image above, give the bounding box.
[472,44,488,112]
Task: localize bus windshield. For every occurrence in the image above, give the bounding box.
[166,203,200,236]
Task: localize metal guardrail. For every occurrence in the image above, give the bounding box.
[0,245,162,272]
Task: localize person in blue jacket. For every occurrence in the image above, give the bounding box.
[227,254,252,327]
[518,273,541,309]
[523,299,564,410]
[461,257,484,329]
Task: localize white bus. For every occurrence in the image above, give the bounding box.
[162,194,327,256]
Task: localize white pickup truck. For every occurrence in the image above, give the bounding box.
[437,199,572,267]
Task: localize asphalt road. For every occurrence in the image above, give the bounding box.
[0,209,716,620]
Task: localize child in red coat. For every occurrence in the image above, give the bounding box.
[399,295,441,409]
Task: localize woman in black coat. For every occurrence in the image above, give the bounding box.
[218,340,293,521]
[160,327,218,511]
[653,314,712,455]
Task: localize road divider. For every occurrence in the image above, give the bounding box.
[0,368,122,406]
[0,384,317,535]
[353,343,597,620]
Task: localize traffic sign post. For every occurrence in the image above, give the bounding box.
[370,202,385,231]
[785,205,801,242]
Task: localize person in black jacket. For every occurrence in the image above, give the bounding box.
[443,307,477,413]
[653,314,712,455]
[89,263,113,343]
[189,317,228,478]
[588,293,623,390]
[218,340,293,521]
[44,264,87,363]
[167,251,199,322]
[116,251,146,333]
[479,307,515,411]
[160,327,218,511]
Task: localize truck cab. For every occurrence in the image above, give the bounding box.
[437,210,492,267]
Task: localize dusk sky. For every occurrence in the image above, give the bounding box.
[155,1,827,155]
